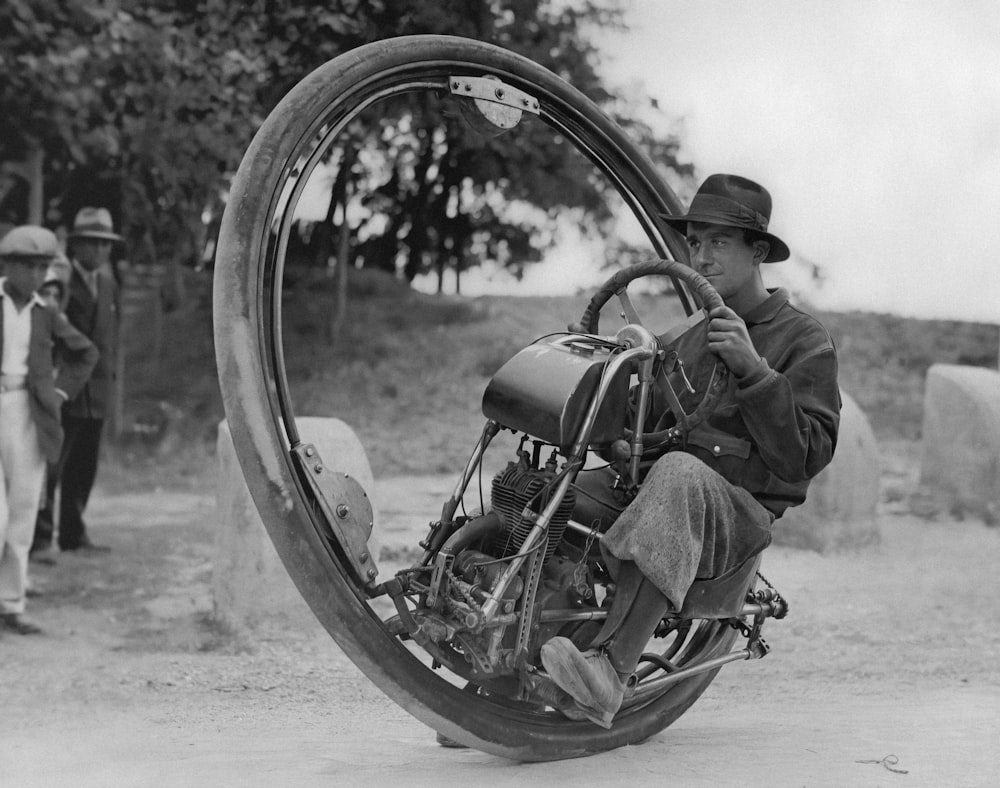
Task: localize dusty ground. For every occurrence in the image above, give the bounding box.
[3,444,999,787]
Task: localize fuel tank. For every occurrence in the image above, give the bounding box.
[482,340,630,453]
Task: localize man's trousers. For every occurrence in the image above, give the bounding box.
[0,390,46,615]
[600,451,774,610]
[54,415,104,551]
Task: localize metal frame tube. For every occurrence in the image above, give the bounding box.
[480,347,650,621]
[628,648,752,699]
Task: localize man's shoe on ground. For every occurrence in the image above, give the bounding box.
[1,613,43,635]
[29,546,57,565]
[540,637,625,729]
[62,538,111,553]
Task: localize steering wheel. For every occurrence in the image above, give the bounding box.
[571,259,730,445]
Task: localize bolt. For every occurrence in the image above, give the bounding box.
[494,87,505,99]
[336,503,350,518]
[305,446,314,457]
[313,463,323,473]
[522,98,529,106]
[359,552,369,562]
[451,80,459,89]
[463,82,472,91]
[366,568,377,579]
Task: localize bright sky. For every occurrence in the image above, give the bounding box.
[589,0,1000,322]
[435,1,999,323]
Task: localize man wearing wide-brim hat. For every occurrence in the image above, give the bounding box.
[0,226,98,634]
[541,174,842,727]
[32,207,122,555]
[67,206,124,244]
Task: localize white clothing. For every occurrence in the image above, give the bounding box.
[0,389,46,614]
[0,278,43,377]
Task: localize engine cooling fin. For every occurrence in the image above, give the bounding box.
[490,463,575,561]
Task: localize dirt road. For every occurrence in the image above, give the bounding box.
[4,479,999,787]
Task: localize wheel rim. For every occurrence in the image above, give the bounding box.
[214,34,739,761]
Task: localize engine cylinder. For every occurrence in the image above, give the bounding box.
[490,463,575,561]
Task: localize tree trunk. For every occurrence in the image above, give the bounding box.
[25,140,44,225]
[327,146,355,344]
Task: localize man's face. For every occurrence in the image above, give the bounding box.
[73,238,112,271]
[685,222,767,303]
[4,257,50,299]
[38,282,62,309]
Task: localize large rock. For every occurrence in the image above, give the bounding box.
[919,364,1000,521]
[773,390,880,552]
[214,417,378,632]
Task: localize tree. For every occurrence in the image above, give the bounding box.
[284,1,696,292]
[1,0,265,269]
[1,0,693,295]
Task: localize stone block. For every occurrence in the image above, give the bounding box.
[773,390,880,552]
[919,364,1000,521]
[214,417,378,631]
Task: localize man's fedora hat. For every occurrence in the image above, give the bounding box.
[67,206,123,243]
[0,225,60,260]
[661,173,789,263]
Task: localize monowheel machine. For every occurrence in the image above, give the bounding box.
[213,34,787,761]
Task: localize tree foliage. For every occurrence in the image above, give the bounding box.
[1,0,693,285]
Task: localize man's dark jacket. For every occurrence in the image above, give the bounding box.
[656,288,841,517]
[0,298,99,462]
[63,264,120,419]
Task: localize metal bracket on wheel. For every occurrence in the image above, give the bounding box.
[291,443,378,588]
[449,75,540,113]
[450,75,539,133]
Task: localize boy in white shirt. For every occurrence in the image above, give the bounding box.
[0,226,97,634]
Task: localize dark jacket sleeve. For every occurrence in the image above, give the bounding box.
[734,345,841,484]
[51,308,99,401]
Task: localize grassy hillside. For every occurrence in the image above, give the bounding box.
[107,268,999,490]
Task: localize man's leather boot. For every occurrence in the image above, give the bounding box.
[539,638,625,728]
[541,563,673,728]
[541,561,671,728]
[603,574,673,675]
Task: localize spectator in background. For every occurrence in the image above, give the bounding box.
[27,275,69,567]
[37,277,65,311]
[33,207,121,555]
[45,250,72,309]
[0,226,97,634]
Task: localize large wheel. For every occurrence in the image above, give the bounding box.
[213,34,737,761]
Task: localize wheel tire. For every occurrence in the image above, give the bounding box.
[213,34,732,761]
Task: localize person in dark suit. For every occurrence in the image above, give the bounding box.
[32,207,121,554]
[0,226,97,633]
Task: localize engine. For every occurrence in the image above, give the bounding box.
[490,454,575,562]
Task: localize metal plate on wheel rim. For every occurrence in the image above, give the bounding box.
[291,443,378,588]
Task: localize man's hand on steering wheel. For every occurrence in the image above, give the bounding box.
[574,259,731,444]
[707,305,761,378]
